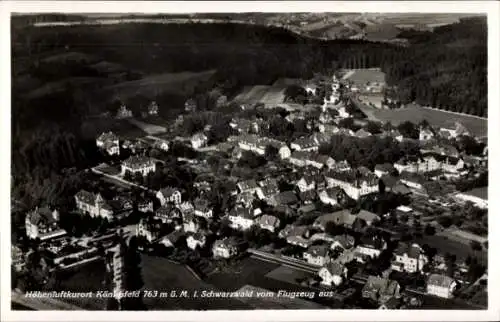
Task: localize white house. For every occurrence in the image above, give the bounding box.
[374,163,395,178]
[186,233,207,250]
[96,132,120,155]
[237,179,260,194]
[391,243,428,273]
[330,234,356,251]
[194,198,213,219]
[228,207,256,231]
[148,101,159,116]
[419,128,435,141]
[116,103,133,119]
[319,262,348,287]
[290,137,319,152]
[136,217,163,243]
[25,207,66,241]
[426,274,457,299]
[156,187,182,206]
[303,245,331,266]
[191,132,208,150]
[296,175,317,192]
[318,187,346,206]
[355,237,387,259]
[325,169,378,200]
[213,238,238,259]
[121,156,156,176]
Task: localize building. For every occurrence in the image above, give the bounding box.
[355,210,380,226]
[288,151,310,167]
[291,137,319,152]
[256,214,281,232]
[25,207,66,241]
[303,245,331,266]
[426,274,457,299]
[325,169,378,200]
[228,207,257,231]
[137,199,154,213]
[185,98,197,112]
[256,178,280,200]
[159,230,185,248]
[362,276,401,303]
[419,128,435,141]
[96,132,120,155]
[237,179,260,194]
[186,233,207,250]
[318,187,347,206]
[391,243,428,273]
[236,134,291,159]
[212,238,239,259]
[399,171,427,190]
[355,128,372,139]
[116,103,133,119]
[121,156,156,176]
[267,191,298,207]
[330,234,356,251]
[193,198,213,220]
[313,210,357,231]
[356,236,387,259]
[136,217,163,243]
[183,213,200,234]
[191,132,208,150]
[374,163,395,178]
[156,187,182,206]
[155,204,182,223]
[154,139,170,152]
[75,190,114,220]
[148,101,159,116]
[319,262,348,287]
[296,174,318,192]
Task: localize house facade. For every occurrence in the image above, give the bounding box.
[325,170,378,200]
[228,207,255,231]
[319,262,348,287]
[391,243,429,273]
[25,207,66,240]
[75,190,114,220]
[96,131,120,155]
[212,238,238,259]
[121,156,156,176]
[426,274,457,299]
[256,214,280,232]
[156,187,182,206]
[186,233,207,250]
[303,245,331,266]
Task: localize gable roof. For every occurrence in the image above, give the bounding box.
[27,207,57,226]
[427,274,455,288]
[158,187,180,198]
[257,214,280,227]
[356,210,380,224]
[323,262,346,276]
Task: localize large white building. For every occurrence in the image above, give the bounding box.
[426,274,457,299]
[121,156,156,176]
[325,169,378,200]
[75,190,114,220]
[391,243,428,273]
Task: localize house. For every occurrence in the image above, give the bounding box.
[325,169,378,200]
[318,187,347,206]
[388,129,404,142]
[96,131,120,155]
[237,179,260,194]
[154,139,170,152]
[212,238,239,259]
[331,160,351,172]
[319,123,339,134]
[374,163,396,178]
[391,243,429,273]
[380,175,412,195]
[183,213,200,233]
[290,137,319,152]
[355,128,372,139]
[419,128,435,141]
[319,262,348,287]
[228,207,256,231]
[362,276,401,303]
[268,191,298,207]
[184,98,197,112]
[330,234,356,251]
[191,132,208,150]
[303,245,331,266]
[288,151,310,167]
[186,232,207,250]
[236,191,257,207]
[426,274,457,299]
[193,198,213,219]
[356,236,387,259]
[256,178,280,200]
[136,217,163,243]
[256,214,281,232]
[116,103,133,119]
[296,174,318,192]
[159,230,185,248]
[121,156,156,176]
[75,190,114,220]
[399,171,427,190]
[137,199,154,213]
[298,190,317,205]
[442,156,465,174]
[313,210,357,231]
[279,224,309,239]
[454,188,488,209]
[236,134,291,159]
[148,101,159,116]
[25,207,66,241]
[155,204,182,223]
[156,187,182,206]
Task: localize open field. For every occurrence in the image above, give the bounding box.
[372,105,487,136]
[265,265,316,287]
[127,118,167,135]
[233,85,285,105]
[40,51,101,65]
[80,117,147,139]
[414,235,487,264]
[25,77,107,99]
[140,254,251,310]
[98,70,216,103]
[342,68,386,85]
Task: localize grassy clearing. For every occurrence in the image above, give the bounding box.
[372,105,487,136]
[414,235,487,264]
[234,85,286,105]
[80,117,147,139]
[127,118,167,135]
[98,70,217,102]
[265,265,316,286]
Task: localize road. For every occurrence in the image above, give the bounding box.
[248,249,321,274]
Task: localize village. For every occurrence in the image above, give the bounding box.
[11,67,488,310]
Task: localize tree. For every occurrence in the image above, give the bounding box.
[365,121,382,135]
[284,85,307,103]
[424,224,436,236]
[397,121,419,139]
[470,240,482,251]
[264,145,279,161]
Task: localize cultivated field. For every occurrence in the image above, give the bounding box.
[373,105,487,137]
[233,85,286,105]
[98,70,217,103]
